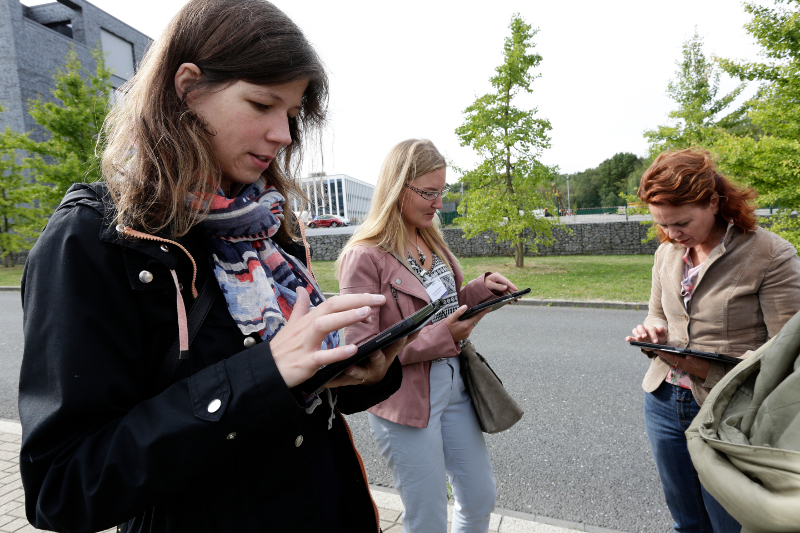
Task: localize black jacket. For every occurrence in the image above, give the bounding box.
[19,183,401,533]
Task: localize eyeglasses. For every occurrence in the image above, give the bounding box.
[404,183,450,201]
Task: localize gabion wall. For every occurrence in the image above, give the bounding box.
[306,221,659,261]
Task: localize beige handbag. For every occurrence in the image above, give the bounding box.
[459,339,523,433]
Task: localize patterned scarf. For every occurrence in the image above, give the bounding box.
[192,177,337,350]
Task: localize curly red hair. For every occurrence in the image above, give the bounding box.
[638,149,758,242]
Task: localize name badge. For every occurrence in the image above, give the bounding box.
[426,279,448,301]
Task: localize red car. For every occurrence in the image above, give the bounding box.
[307,214,348,228]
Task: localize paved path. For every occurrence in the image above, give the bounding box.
[0,418,625,533]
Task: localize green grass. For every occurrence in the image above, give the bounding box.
[313,255,654,302]
[0,266,24,286]
[0,255,655,302]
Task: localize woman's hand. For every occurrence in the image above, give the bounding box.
[625,324,667,344]
[269,290,387,389]
[445,305,490,343]
[326,332,419,388]
[625,325,711,379]
[485,273,518,295]
[654,351,711,381]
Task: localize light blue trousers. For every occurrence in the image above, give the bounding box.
[368,357,496,533]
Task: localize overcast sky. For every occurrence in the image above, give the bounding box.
[26,0,768,185]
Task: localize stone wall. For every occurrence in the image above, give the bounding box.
[306,221,659,261]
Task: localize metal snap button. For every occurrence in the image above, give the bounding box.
[395,279,402,284]
[139,270,154,283]
[160,244,169,252]
[207,399,221,413]
[295,435,304,447]
[243,337,257,348]
[226,432,237,440]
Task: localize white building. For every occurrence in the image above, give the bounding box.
[295,174,374,225]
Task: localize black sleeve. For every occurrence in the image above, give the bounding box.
[335,357,402,415]
[18,205,310,533]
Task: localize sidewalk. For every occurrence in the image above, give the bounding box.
[0,419,626,533]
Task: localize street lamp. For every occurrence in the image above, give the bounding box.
[565,174,572,217]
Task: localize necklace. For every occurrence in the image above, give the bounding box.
[408,231,426,267]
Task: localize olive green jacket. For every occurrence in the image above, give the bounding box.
[642,225,800,405]
[686,308,800,533]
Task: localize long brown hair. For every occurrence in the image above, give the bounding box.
[102,0,328,239]
[638,149,758,242]
[336,139,455,276]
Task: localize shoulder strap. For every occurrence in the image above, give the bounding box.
[153,275,218,393]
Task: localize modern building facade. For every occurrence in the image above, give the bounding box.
[0,0,151,139]
[295,174,374,225]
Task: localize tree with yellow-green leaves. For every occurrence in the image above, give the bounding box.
[714,0,800,248]
[0,119,50,266]
[0,46,112,265]
[644,30,747,154]
[455,14,558,268]
[7,46,112,208]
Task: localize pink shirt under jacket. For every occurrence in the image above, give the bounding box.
[339,245,496,428]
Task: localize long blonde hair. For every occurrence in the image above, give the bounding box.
[101,0,327,240]
[336,139,455,276]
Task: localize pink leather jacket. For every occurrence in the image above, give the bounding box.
[338,245,496,428]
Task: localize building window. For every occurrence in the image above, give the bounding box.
[44,21,72,38]
[100,29,135,86]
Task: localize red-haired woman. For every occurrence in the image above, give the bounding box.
[625,149,800,533]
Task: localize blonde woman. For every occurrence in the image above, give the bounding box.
[337,139,518,533]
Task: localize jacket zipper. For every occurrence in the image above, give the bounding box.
[118,225,198,298]
[389,285,403,316]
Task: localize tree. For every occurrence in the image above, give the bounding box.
[566,168,601,209]
[596,153,644,207]
[644,30,746,154]
[715,0,800,248]
[0,118,50,266]
[9,46,112,207]
[455,14,557,267]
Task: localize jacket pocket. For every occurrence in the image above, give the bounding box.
[122,247,173,292]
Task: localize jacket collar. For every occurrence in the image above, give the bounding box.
[99,214,184,271]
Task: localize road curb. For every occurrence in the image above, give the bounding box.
[1,286,647,311]
[322,293,648,312]
[370,484,631,533]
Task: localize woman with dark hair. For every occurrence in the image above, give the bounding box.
[626,149,800,532]
[19,1,406,532]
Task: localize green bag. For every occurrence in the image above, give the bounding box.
[686,309,800,533]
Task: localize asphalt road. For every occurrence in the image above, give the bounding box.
[346,305,673,533]
[0,293,671,532]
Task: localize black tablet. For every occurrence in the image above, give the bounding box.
[458,288,531,321]
[294,297,447,394]
[629,341,741,365]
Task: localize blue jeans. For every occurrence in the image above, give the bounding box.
[644,382,741,533]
